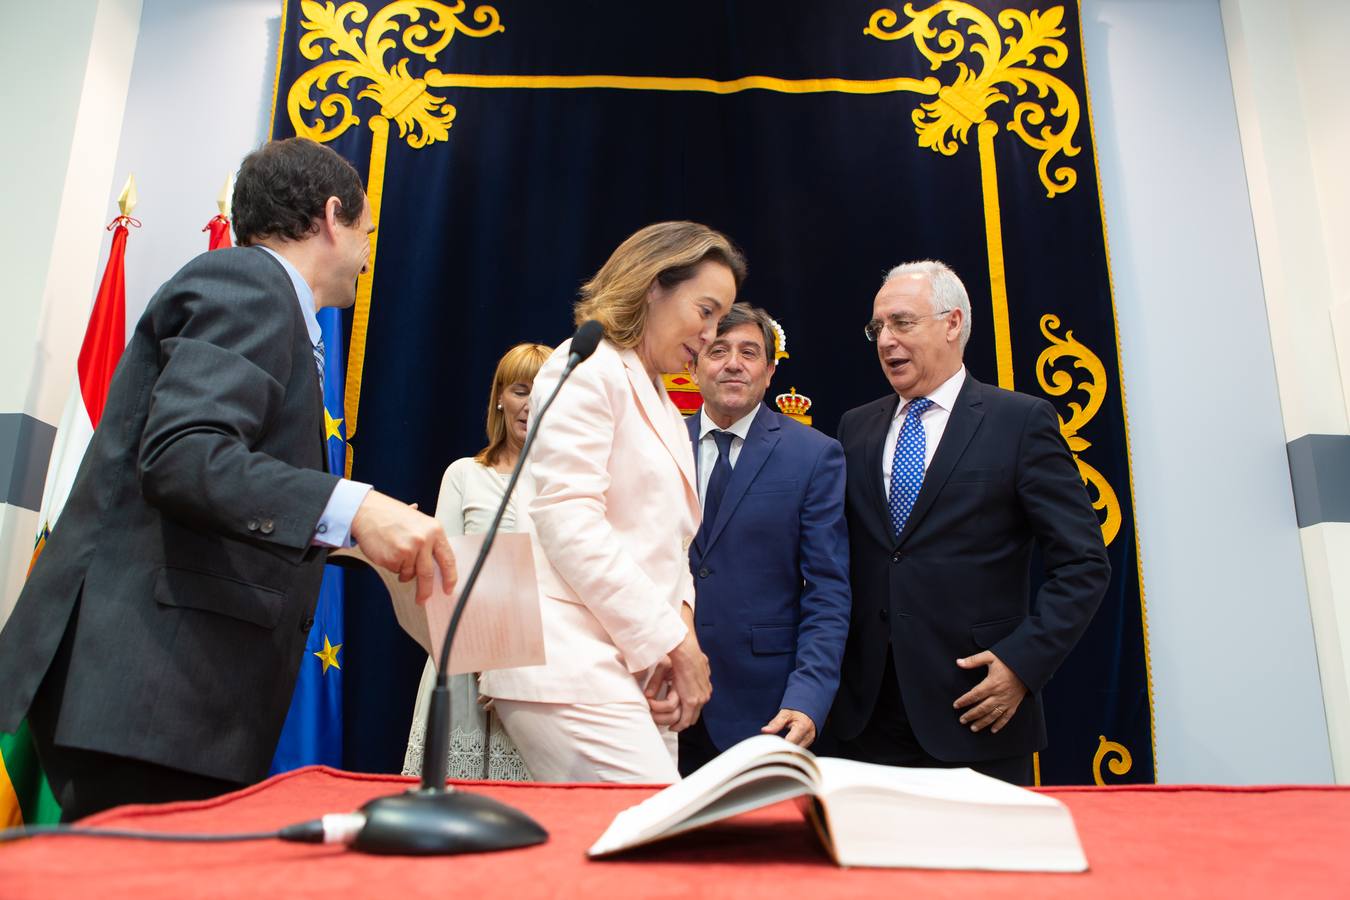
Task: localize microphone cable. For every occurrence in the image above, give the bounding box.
[0,812,366,845]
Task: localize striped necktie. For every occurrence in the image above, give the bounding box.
[314,335,326,393]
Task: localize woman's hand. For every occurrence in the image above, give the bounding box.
[644,657,682,726]
[665,632,711,731]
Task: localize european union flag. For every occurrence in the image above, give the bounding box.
[270,306,347,773]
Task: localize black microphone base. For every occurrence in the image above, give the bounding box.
[350,787,548,856]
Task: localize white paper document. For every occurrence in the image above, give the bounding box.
[331,532,544,673]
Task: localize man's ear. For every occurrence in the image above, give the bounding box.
[946,308,964,344]
[764,362,777,387]
[322,196,343,240]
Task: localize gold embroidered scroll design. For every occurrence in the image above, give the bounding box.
[1036,314,1121,546]
[289,0,503,148]
[864,1,1082,198]
[1093,734,1133,785]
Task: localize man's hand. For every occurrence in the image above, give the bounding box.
[349,490,456,605]
[761,709,816,747]
[953,650,1028,733]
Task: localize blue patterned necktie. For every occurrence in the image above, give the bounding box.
[888,397,933,537]
[314,335,326,393]
[702,430,735,530]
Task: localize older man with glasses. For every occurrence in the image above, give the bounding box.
[824,259,1109,785]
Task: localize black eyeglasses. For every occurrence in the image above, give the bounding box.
[863,310,952,342]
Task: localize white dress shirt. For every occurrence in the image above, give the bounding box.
[881,366,967,498]
[696,404,762,506]
[258,245,372,546]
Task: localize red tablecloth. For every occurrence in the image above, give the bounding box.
[2,767,1347,898]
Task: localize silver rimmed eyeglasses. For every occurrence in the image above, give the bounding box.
[863,310,952,342]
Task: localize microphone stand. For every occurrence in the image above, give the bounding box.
[350,340,595,856]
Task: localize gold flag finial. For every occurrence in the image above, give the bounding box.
[117,174,138,217]
[217,173,234,218]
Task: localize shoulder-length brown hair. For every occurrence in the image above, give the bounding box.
[574,221,747,348]
[475,342,553,466]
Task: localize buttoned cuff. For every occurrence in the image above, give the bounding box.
[313,479,373,547]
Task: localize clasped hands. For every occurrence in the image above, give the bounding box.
[644,631,712,733]
[953,650,1028,733]
[642,614,816,747]
[349,490,457,605]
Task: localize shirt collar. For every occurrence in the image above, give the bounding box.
[894,366,967,419]
[699,403,761,441]
[258,245,322,348]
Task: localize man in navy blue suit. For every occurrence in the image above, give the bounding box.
[828,260,1109,785]
[677,303,851,776]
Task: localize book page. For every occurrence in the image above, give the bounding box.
[814,758,1087,871]
[817,756,1063,807]
[588,735,819,857]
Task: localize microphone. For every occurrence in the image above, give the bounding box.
[566,318,603,369]
[349,320,605,856]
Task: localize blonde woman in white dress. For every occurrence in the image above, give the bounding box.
[402,342,552,781]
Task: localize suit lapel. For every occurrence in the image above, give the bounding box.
[620,349,699,504]
[699,405,779,555]
[895,375,985,548]
[861,395,900,548]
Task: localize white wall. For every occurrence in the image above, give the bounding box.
[1082,0,1332,782]
[1221,0,1350,780]
[1,0,100,415]
[101,0,281,329]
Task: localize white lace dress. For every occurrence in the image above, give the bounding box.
[401,457,533,781]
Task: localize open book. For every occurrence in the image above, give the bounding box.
[589,734,1087,872]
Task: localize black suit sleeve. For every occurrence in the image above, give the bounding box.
[137,254,337,553]
[990,398,1110,692]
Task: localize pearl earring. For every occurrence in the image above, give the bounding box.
[496,404,503,410]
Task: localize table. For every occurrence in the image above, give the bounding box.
[2,766,1346,898]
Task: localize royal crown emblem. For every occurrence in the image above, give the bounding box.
[775,387,813,425]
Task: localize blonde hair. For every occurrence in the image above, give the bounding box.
[574,221,747,348]
[475,342,553,466]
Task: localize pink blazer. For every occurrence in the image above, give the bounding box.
[480,338,700,704]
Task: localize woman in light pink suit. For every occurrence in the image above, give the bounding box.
[482,222,745,782]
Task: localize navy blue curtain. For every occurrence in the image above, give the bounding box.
[271,0,1152,784]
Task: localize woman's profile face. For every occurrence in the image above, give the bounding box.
[639,260,737,376]
[499,380,533,449]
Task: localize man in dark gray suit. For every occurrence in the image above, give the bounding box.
[0,138,455,820]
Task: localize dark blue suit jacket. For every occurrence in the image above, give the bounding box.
[687,404,851,750]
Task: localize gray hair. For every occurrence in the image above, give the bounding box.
[715,302,777,361]
[883,260,972,350]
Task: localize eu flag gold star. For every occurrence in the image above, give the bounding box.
[324,409,344,442]
[314,635,342,674]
